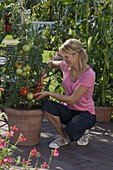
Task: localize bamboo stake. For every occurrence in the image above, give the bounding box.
[20,0,24,27]
[19,0,24,42]
[86,0,90,52]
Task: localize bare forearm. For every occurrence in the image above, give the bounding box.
[48,86,87,105]
[47,60,61,69]
[48,92,72,104]
[35,90,82,105]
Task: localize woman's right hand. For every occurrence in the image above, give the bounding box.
[34,91,50,100]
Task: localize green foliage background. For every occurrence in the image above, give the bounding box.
[0,0,113,107]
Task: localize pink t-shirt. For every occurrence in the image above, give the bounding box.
[60,61,96,115]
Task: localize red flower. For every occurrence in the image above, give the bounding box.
[30,147,37,157]
[7,157,14,164]
[42,162,49,168]
[6,131,14,138]
[0,139,7,148]
[1,158,9,165]
[19,135,26,142]
[12,125,18,131]
[1,157,13,165]
[0,138,5,143]
[22,158,31,165]
[53,148,59,157]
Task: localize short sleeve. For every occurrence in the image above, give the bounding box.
[60,61,67,72]
[79,69,96,88]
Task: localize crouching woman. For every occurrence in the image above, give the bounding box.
[35,38,96,148]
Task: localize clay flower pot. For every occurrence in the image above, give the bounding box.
[5,108,44,146]
[95,106,113,123]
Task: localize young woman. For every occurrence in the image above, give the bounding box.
[35,38,96,149]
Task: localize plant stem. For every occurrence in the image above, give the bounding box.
[48,149,54,168]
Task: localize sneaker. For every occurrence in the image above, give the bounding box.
[77,129,89,146]
[49,136,70,148]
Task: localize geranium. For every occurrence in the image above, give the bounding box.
[19,135,26,142]
[30,147,37,157]
[53,148,59,157]
[0,124,59,169]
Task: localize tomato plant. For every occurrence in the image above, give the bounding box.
[20,87,29,97]
[0,2,46,109]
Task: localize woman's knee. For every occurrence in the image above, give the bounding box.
[64,115,89,142]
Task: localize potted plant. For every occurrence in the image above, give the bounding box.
[0,1,48,146]
[89,2,113,122]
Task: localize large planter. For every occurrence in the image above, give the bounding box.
[4,108,44,146]
[95,106,113,123]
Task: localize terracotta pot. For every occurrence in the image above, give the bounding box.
[4,108,44,146]
[95,106,113,123]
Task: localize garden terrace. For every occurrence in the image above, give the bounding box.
[0,113,113,170]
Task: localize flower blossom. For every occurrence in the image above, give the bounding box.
[0,139,7,148]
[41,162,49,168]
[6,131,14,138]
[53,148,59,157]
[12,125,18,131]
[22,158,31,166]
[51,55,62,61]
[30,147,37,157]
[51,51,63,61]
[1,157,13,165]
[19,135,26,142]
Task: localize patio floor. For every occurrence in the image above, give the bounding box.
[1,115,113,170]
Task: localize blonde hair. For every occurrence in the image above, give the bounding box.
[59,39,88,71]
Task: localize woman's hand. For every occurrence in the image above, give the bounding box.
[34,91,50,100]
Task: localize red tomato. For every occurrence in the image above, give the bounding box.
[4,23,11,32]
[20,87,29,97]
[33,88,42,99]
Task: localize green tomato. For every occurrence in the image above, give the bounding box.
[22,45,31,52]
[23,66,27,71]
[19,50,23,54]
[16,68,23,76]
[22,71,27,77]
[26,64,31,71]
[27,92,34,100]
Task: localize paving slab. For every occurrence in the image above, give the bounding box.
[1,115,113,170]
